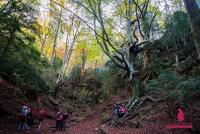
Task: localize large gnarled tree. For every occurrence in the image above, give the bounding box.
[71,0,157,80]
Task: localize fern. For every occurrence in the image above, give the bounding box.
[177,77,200,99]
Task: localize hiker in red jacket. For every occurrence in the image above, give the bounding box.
[38,108,46,122]
[29,107,37,128]
[36,108,46,133]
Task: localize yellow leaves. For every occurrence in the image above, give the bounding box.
[59,0,65,7]
[56,45,65,58]
[44,45,52,57]
[0,0,7,7]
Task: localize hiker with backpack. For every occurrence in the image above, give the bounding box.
[113,102,121,120]
[113,102,128,120]
[38,108,46,122]
[18,106,29,132]
[27,107,37,129]
[31,107,37,126]
[36,108,46,133]
[56,109,63,131]
[118,104,128,118]
[62,112,69,129]
[27,107,33,129]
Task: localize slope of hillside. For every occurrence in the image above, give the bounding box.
[1,75,200,134]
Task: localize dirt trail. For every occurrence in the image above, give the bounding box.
[39,106,165,134]
[0,77,195,134]
[40,115,99,134]
[39,114,165,134]
[39,105,101,134]
[38,100,193,134]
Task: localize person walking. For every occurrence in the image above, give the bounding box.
[36,108,46,134]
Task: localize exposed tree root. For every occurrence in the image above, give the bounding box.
[103,95,155,127]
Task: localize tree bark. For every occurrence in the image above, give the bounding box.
[50,8,62,67]
[54,19,80,97]
[40,34,47,55]
[183,0,200,60]
[3,30,15,56]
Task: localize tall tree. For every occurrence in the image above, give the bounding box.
[54,17,81,97]
[51,0,156,81]
[56,18,81,85]
[50,7,63,67]
[183,0,200,60]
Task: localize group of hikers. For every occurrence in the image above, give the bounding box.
[17,105,46,133]
[17,105,69,133]
[16,101,126,133]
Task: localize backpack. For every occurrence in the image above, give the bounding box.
[38,109,46,120]
[63,113,68,120]
[18,113,26,122]
[31,109,37,118]
[119,106,127,114]
[21,108,27,118]
[56,112,63,120]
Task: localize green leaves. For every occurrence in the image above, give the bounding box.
[0,0,51,93]
[171,11,191,39]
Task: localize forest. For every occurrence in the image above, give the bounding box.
[0,0,200,134]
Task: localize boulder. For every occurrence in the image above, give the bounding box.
[70,116,85,123]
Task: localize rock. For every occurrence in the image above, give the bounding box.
[70,116,85,123]
[98,127,110,134]
[124,120,138,128]
[94,127,99,131]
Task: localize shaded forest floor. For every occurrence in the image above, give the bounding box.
[0,76,199,134]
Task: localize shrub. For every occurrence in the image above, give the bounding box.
[146,69,200,104]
